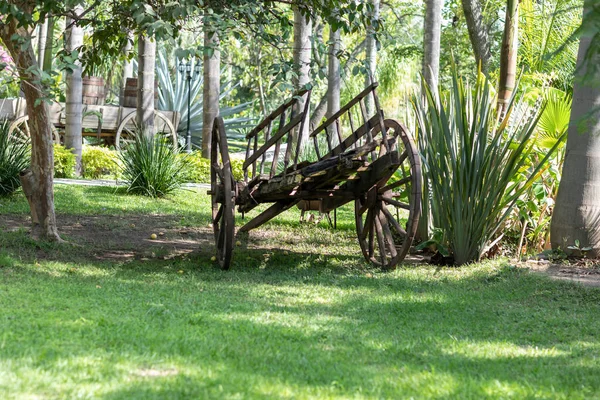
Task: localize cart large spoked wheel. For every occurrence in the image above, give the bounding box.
[8,116,60,144]
[211,117,236,270]
[355,119,422,270]
[115,111,178,150]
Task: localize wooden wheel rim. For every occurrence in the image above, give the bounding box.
[115,111,178,151]
[354,119,422,270]
[211,117,235,270]
[8,116,60,144]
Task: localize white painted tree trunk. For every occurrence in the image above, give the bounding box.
[64,4,84,176]
[202,21,220,158]
[365,0,379,114]
[37,19,47,70]
[551,30,600,257]
[137,34,156,134]
[292,7,312,147]
[326,28,341,119]
[422,0,443,90]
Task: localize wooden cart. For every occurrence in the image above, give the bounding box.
[0,98,180,149]
[209,84,422,270]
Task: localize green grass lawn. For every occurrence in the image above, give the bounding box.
[1,185,599,399]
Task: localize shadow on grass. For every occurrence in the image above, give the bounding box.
[1,245,600,398]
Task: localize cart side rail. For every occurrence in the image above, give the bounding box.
[241,88,311,183]
[308,83,392,162]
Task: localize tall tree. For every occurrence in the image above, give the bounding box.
[461,0,491,74]
[137,33,156,133]
[202,17,220,158]
[120,31,134,105]
[551,7,600,256]
[326,27,341,119]
[64,4,84,176]
[498,0,519,114]
[423,0,443,90]
[42,15,54,72]
[292,6,312,146]
[365,0,379,113]
[37,19,47,70]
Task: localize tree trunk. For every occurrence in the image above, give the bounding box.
[422,0,443,90]
[0,19,61,241]
[365,0,379,114]
[120,31,134,105]
[326,28,341,118]
[461,0,491,74]
[292,6,312,148]
[551,31,600,257]
[137,33,156,134]
[202,21,220,158]
[64,4,84,176]
[42,15,54,72]
[498,0,519,114]
[37,19,47,70]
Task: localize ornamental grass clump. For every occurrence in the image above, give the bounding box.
[119,130,188,198]
[0,120,29,196]
[413,69,565,265]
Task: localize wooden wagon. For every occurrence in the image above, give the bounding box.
[0,98,180,149]
[209,84,422,270]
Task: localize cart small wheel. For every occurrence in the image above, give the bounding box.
[211,116,235,270]
[8,116,60,144]
[115,111,178,150]
[355,119,421,270]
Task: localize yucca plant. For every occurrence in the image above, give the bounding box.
[118,130,189,198]
[156,50,253,149]
[0,120,29,196]
[413,67,566,265]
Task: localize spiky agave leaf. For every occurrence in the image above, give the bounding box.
[0,119,30,196]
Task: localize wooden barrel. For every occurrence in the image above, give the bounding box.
[122,77,158,108]
[82,76,105,105]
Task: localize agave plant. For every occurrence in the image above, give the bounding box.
[413,67,566,265]
[118,129,189,198]
[156,50,253,149]
[0,119,29,196]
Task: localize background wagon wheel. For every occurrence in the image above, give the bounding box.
[355,119,422,270]
[114,111,178,150]
[8,116,60,144]
[211,116,236,270]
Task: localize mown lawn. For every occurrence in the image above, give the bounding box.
[1,185,599,399]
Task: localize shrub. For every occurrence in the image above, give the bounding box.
[81,146,122,179]
[180,151,243,183]
[413,68,565,265]
[53,144,76,178]
[0,120,29,196]
[119,131,188,198]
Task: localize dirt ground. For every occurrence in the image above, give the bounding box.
[2,214,600,288]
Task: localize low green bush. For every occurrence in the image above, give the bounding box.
[81,146,122,179]
[180,151,244,183]
[53,144,76,179]
[119,131,189,198]
[0,120,29,196]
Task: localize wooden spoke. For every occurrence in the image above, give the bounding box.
[210,116,236,270]
[8,116,60,144]
[354,119,422,270]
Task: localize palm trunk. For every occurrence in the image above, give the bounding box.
[365,0,379,114]
[292,6,312,147]
[202,20,220,158]
[0,19,61,241]
[551,28,600,257]
[461,0,491,74]
[137,33,156,134]
[42,15,54,72]
[422,0,443,90]
[120,31,134,105]
[64,4,84,176]
[498,0,519,114]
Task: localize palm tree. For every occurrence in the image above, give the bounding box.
[551,14,600,256]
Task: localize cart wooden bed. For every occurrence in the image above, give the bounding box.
[209,83,422,270]
[0,98,180,149]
